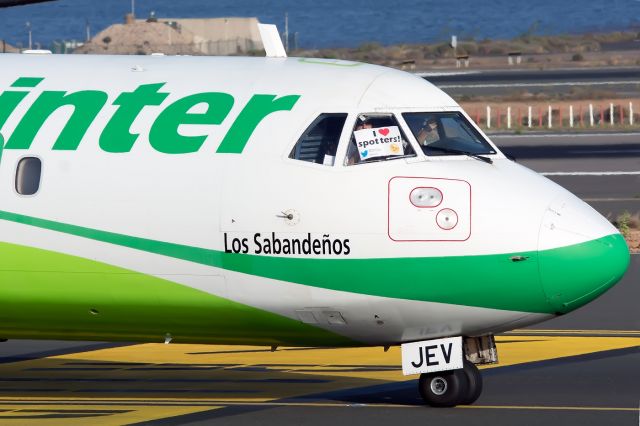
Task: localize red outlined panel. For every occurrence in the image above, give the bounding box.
[388,176,471,242]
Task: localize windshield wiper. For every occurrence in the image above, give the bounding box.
[358,154,416,164]
[426,146,493,164]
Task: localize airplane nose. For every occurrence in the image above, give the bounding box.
[538,196,630,314]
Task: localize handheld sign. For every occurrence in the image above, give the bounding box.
[354,126,404,160]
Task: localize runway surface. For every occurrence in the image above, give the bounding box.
[425,67,640,85]
[424,67,640,97]
[493,132,640,217]
[0,133,638,424]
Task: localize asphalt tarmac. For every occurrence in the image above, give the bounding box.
[0,257,636,425]
[425,67,640,85]
[493,132,640,217]
[0,133,638,425]
[425,67,640,97]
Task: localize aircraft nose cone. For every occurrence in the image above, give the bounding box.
[538,197,630,314]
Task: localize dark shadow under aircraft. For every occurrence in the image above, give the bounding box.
[0,0,54,7]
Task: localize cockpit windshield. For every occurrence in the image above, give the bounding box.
[403,112,496,156]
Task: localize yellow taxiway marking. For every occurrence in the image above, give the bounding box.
[507,329,640,336]
[0,335,636,423]
[458,405,640,412]
[481,336,639,370]
[51,335,640,368]
[0,404,219,425]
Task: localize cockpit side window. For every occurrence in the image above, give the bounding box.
[403,112,496,156]
[344,113,416,166]
[289,113,347,165]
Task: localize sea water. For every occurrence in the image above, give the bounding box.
[0,0,638,50]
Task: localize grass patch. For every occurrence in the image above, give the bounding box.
[613,211,640,237]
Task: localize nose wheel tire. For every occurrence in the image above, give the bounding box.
[418,360,482,407]
[460,359,483,405]
[418,368,468,407]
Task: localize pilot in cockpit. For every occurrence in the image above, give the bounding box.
[416,117,440,146]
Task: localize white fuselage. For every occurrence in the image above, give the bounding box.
[0,54,628,346]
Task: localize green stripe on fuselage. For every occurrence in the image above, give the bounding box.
[0,210,628,315]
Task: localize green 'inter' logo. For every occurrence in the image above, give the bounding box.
[0,77,301,155]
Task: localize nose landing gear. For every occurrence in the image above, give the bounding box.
[418,359,483,407]
[402,335,495,407]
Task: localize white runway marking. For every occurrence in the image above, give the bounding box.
[583,198,640,202]
[439,80,640,89]
[567,149,640,154]
[542,171,640,176]
[416,71,480,77]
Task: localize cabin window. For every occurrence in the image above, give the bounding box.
[344,113,415,166]
[403,112,496,156]
[289,113,347,165]
[15,157,42,195]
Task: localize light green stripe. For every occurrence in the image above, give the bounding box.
[0,241,354,346]
[298,58,362,67]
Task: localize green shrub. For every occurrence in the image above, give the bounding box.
[616,211,631,237]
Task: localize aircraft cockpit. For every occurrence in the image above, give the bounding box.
[288,111,497,167]
[403,112,496,158]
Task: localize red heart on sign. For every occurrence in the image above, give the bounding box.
[379,128,390,136]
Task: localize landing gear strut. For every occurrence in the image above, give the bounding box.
[418,360,482,407]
